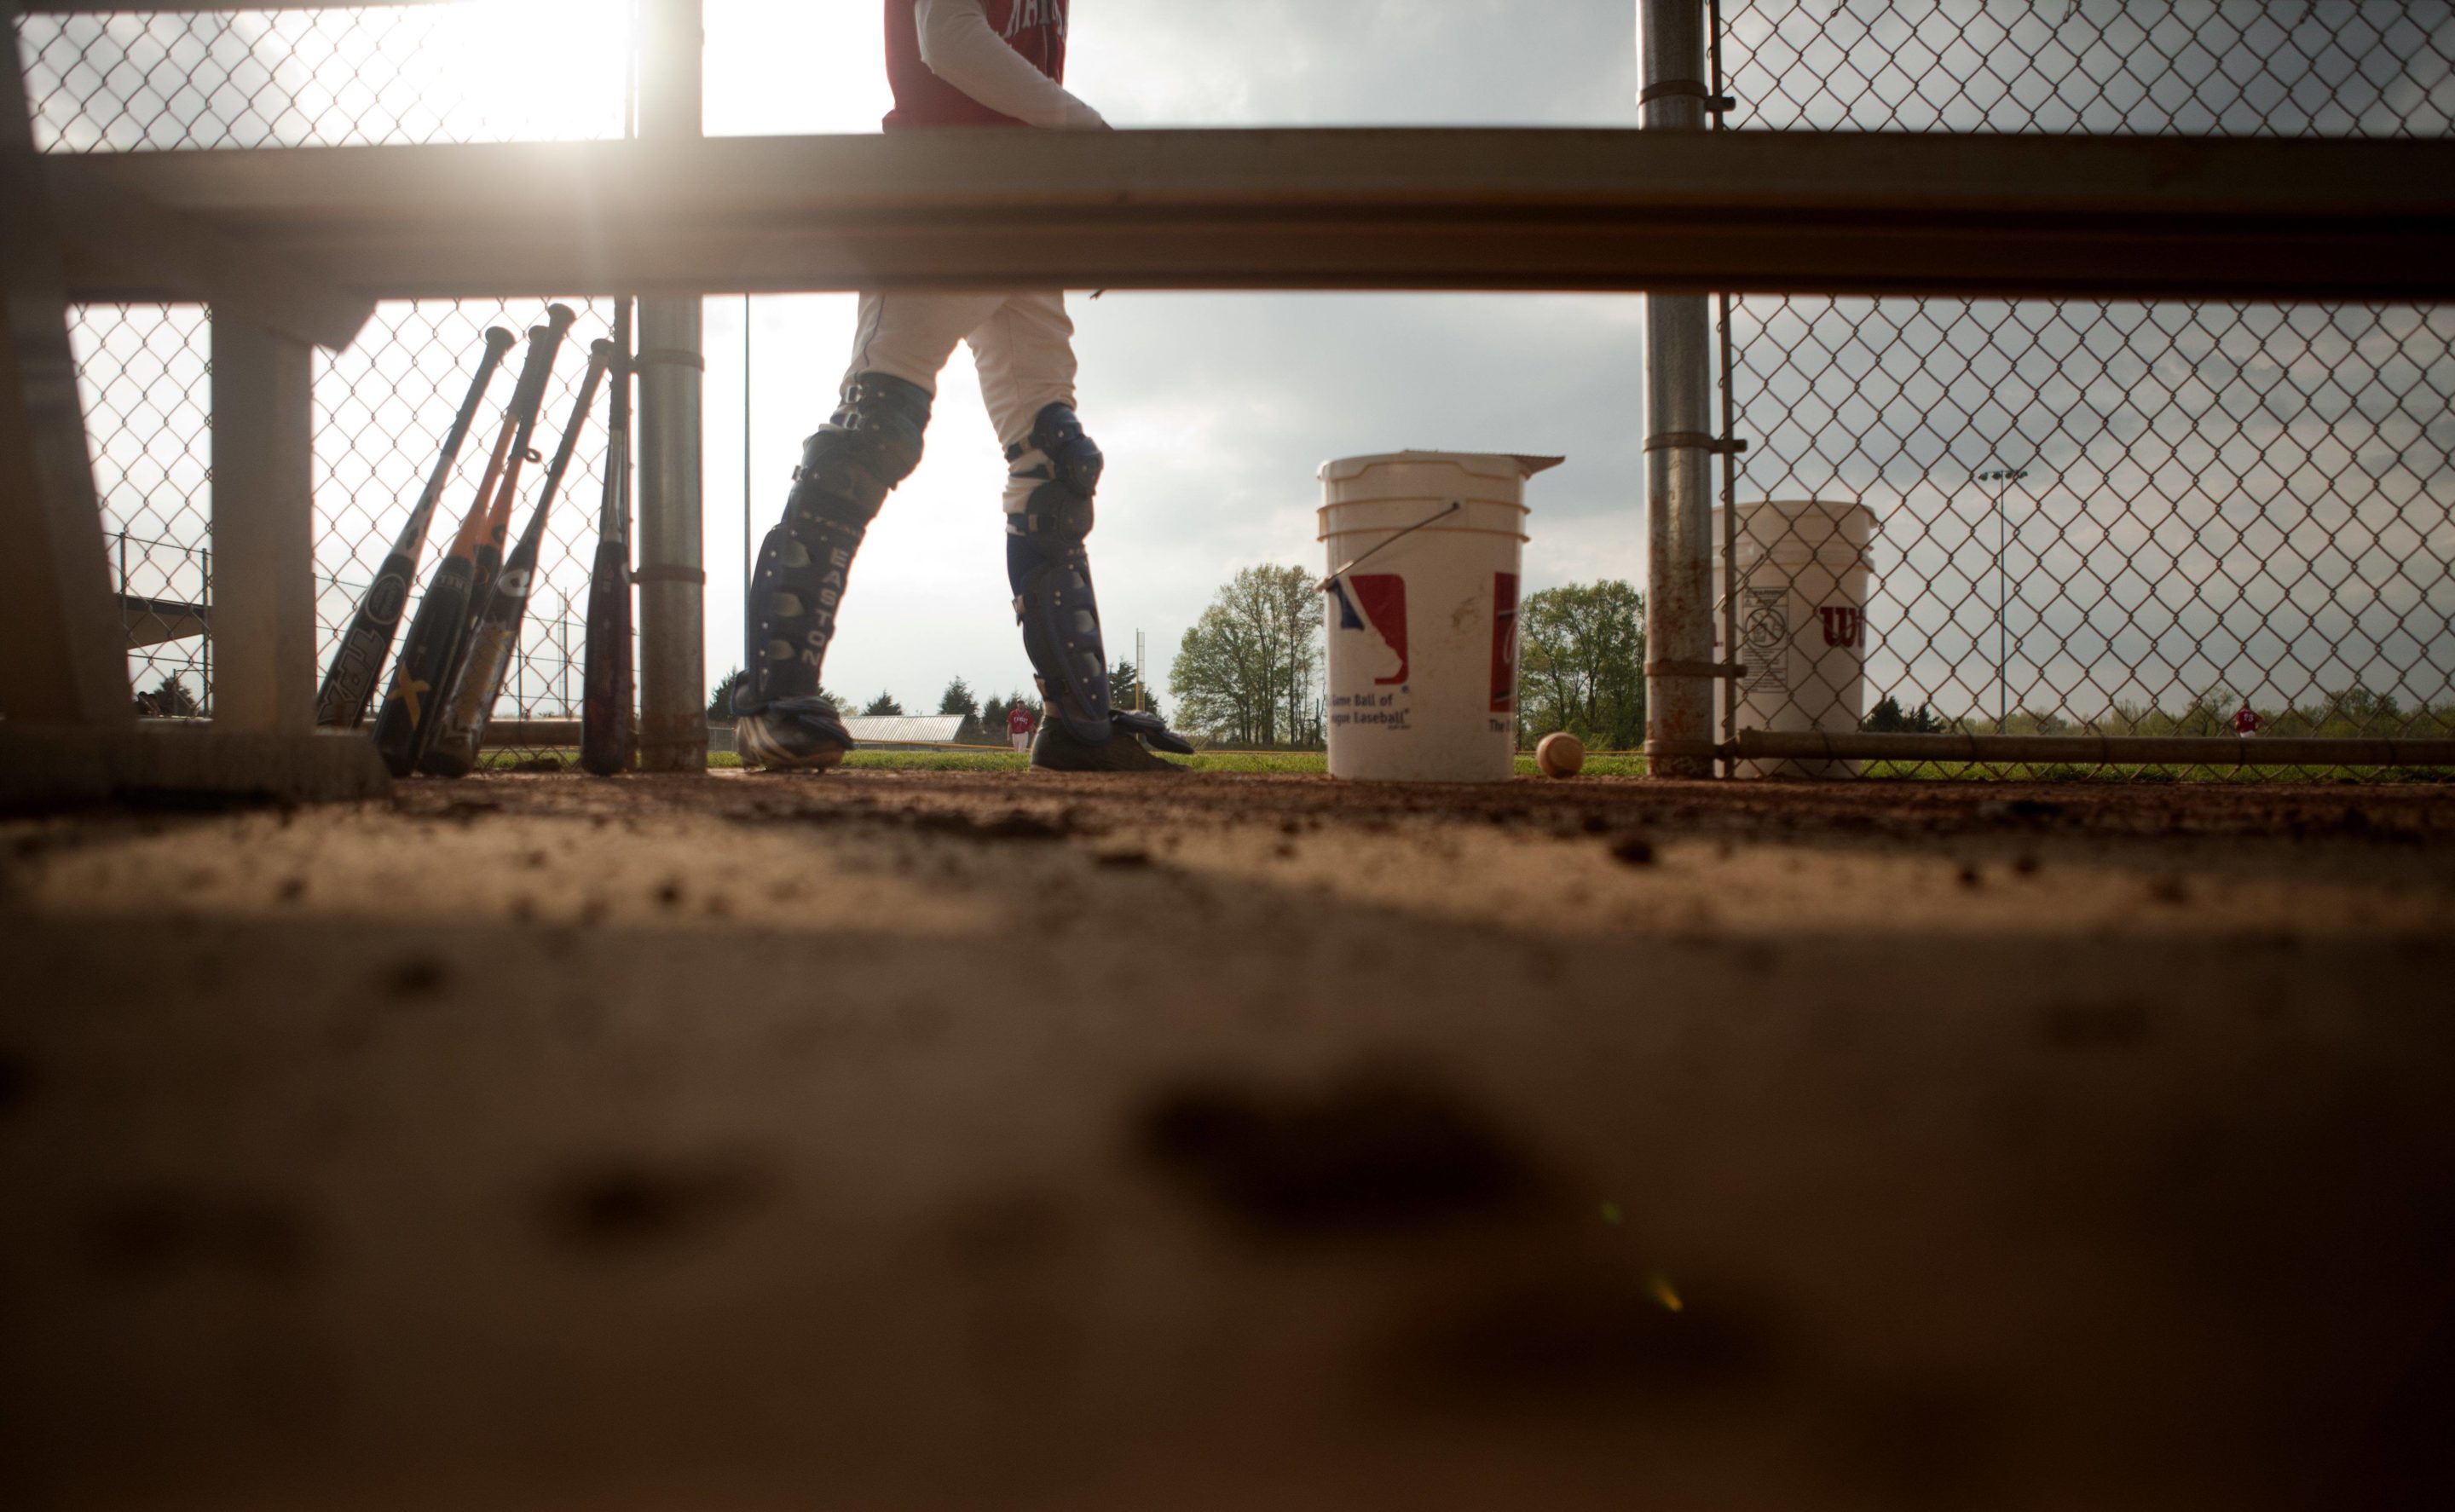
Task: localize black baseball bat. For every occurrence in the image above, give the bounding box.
[373,306,575,777]
[581,298,637,776]
[315,326,514,728]
[449,303,578,710]
[421,338,615,777]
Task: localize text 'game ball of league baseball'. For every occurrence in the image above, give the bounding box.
[1537,731,1586,778]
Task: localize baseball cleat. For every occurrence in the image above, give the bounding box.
[736,696,855,771]
[1030,709,1193,773]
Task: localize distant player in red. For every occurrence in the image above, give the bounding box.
[732,0,1192,775]
[2234,701,2261,736]
[1008,703,1036,753]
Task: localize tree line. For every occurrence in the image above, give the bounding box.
[1871,684,2455,740]
[1164,566,1648,751]
[706,666,1159,745]
[1168,565,1326,747]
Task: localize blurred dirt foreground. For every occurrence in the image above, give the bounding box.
[3,770,2452,1511]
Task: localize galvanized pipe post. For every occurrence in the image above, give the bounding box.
[634,0,706,771]
[1639,0,1719,779]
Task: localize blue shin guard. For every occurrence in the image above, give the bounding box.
[1006,402,1112,743]
[736,372,929,769]
[1005,403,1195,768]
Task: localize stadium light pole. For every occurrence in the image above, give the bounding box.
[1978,465,2028,731]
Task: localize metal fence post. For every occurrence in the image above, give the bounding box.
[635,0,706,772]
[1639,0,1718,779]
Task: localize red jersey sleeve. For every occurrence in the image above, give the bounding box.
[883,0,1070,132]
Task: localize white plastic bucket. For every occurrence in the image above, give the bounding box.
[1712,499,1878,778]
[1318,452,1563,782]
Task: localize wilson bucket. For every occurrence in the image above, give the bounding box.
[1713,499,1879,778]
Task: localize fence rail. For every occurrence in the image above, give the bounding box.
[35,130,2455,304]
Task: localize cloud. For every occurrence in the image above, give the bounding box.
[1077,0,1638,127]
[693,0,1659,710]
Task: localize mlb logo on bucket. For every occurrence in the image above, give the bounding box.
[1490,572,1518,713]
[1331,574,1409,685]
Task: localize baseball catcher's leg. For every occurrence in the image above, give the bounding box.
[1002,402,1196,772]
[735,371,930,770]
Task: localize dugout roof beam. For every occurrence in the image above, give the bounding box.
[42,128,2455,308]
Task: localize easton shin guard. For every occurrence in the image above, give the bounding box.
[734,372,931,769]
[1005,403,1194,767]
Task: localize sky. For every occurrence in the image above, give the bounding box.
[24,0,2455,727]
[693,0,1653,714]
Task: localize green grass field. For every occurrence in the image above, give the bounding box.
[488,748,1656,778]
[482,746,2453,782]
[739,749,1656,777]
[1859,759,2455,784]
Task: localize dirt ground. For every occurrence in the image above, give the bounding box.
[3,769,2452,1511]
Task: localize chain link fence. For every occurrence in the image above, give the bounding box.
[20,3,2455,779]
[1713,0,2455,777]
[16,3,629,762]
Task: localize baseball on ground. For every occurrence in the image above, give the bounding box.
[1536,731,1586,778]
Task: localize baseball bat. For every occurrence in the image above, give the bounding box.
[373,305,576,776]
[420,338,615,778]
[314,326,515,730]
[451,303,578,701]
[580,298,636,776]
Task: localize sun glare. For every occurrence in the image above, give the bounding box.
[436,1,630,141]
[704,0,895,136]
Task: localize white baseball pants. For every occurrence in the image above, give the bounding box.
[840,287,1077,456]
